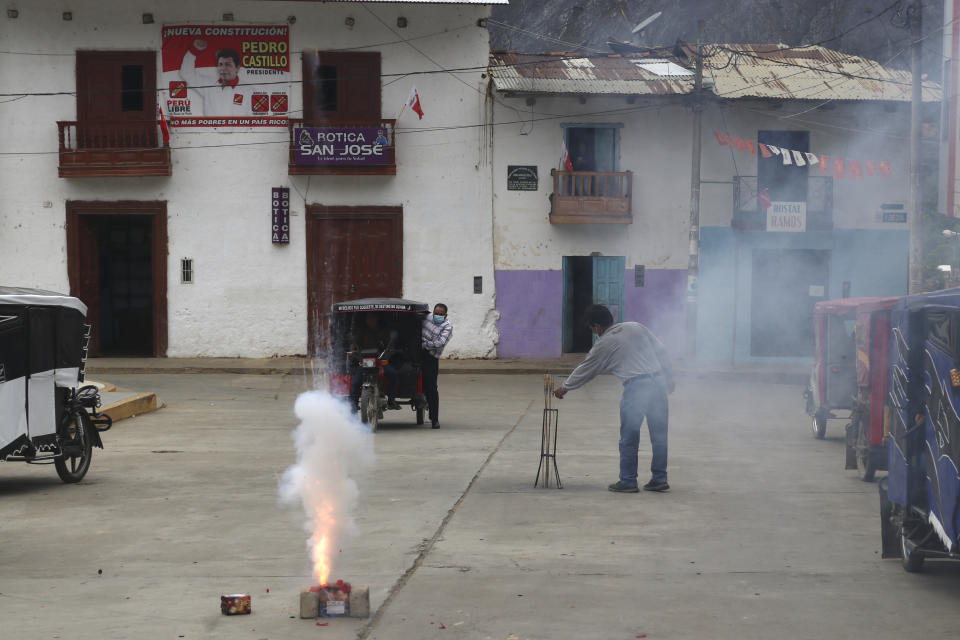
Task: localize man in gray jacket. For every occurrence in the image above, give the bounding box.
[554,304,674,493]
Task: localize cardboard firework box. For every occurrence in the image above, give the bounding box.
[316,581,351,617]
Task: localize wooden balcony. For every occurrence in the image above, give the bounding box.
[550,170,633,223]
[288,119,397,176]
[57,121,171,177]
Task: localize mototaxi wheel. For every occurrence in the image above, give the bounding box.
[416,407,425,425]
[360,387,379,433]
[901,528,925,572]
[812,414,827,440]
[55,407,93,483]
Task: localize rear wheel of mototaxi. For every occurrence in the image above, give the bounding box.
[55,406,93,483]
[855,419,876,482]
[360,386,380,433]
[901,527,925,572]
[812,413,827,440]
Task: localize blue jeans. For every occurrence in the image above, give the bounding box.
[618,376,669,486]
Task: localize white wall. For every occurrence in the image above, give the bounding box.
[0,0,496,358]
[491,95,691,271]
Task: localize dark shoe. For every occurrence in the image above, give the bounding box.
[387,400,401,410]
[607,481,639,493]
[431,420,440,429]
[643,480,670,492]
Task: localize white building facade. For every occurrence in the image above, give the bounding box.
[0,0,503,358]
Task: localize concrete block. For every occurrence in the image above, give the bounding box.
[299,588,320,618]
[348,585,370,618]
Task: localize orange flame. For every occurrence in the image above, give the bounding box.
[311,503,336,586]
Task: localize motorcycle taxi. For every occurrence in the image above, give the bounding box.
[843,297,898,481]
[880,288,960,571]
[0,287,111,483]
[805,298,885,439]
[328,298,429,432]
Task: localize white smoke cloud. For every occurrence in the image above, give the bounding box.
[278,390,375,585]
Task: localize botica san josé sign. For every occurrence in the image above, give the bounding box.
[294,127,391,165]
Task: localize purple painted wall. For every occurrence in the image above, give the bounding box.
[495,268,687,359]
[495,270,563,358]
[623,268,687,356]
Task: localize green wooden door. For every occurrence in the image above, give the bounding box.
[592,256,624,323]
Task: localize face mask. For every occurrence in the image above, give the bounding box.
[433,315,445,324]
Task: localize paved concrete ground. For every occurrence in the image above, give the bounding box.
[2,372,959,640]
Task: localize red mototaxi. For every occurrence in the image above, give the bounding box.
[844,296,898,480]
[805,297,890,440]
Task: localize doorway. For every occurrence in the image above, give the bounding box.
[306,206,402,354]
[562,255,624,353]
[66,201,168,356]
[750,248,829,357]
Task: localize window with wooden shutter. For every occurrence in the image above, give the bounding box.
[302,50,381,122]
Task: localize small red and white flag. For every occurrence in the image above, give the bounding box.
[406,85,424,120]
[757,188,772,211]
[560,140,574,171]
[157,105,170,145]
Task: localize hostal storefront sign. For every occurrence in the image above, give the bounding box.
[294,127,390,165]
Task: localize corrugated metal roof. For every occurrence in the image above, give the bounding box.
[489,52,693,96]
[700,44,940,102]
[489,44,941,102]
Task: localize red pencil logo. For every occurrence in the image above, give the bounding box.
[270,93,288,113]
[169,81,187,98]
[233,94,244,105]
[251,93,269,112]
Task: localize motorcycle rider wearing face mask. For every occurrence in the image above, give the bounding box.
[421,303,452,428]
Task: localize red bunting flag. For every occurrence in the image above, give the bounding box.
[711,130,892,178]
[848,159,864,179]
[834,157,846,179]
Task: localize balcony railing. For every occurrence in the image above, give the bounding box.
[550,170,632,223]
[288,119,397,176]
[57,120,171,177]
[733,175,834,231]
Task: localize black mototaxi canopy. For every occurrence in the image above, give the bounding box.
[0,287,87,316]
[331,298,429,313]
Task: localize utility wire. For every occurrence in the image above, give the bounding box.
[0,99,685,157]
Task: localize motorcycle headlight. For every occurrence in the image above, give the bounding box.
[361,357,377,368]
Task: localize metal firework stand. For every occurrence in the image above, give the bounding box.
[535,374,562,488]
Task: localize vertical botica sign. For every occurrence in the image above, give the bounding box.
[272,187,290,244]
[161,24,291,127]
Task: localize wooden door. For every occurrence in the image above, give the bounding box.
[76,51,157,147]
[306,206,402,353]
[66,201,168,356]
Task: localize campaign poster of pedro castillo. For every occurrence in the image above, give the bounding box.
[161,25,291,127]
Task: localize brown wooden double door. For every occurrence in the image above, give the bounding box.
[66,201,168,356]
[306,206,402,354]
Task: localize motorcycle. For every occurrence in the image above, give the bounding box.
[0,287,111,483]
[328,298,429,433]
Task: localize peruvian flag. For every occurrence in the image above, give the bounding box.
[757,188,772,211]
[560,140,574,171]
[406,86,424,120]
[157,105,170,145]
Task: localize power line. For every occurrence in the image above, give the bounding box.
[0,99,685,157]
